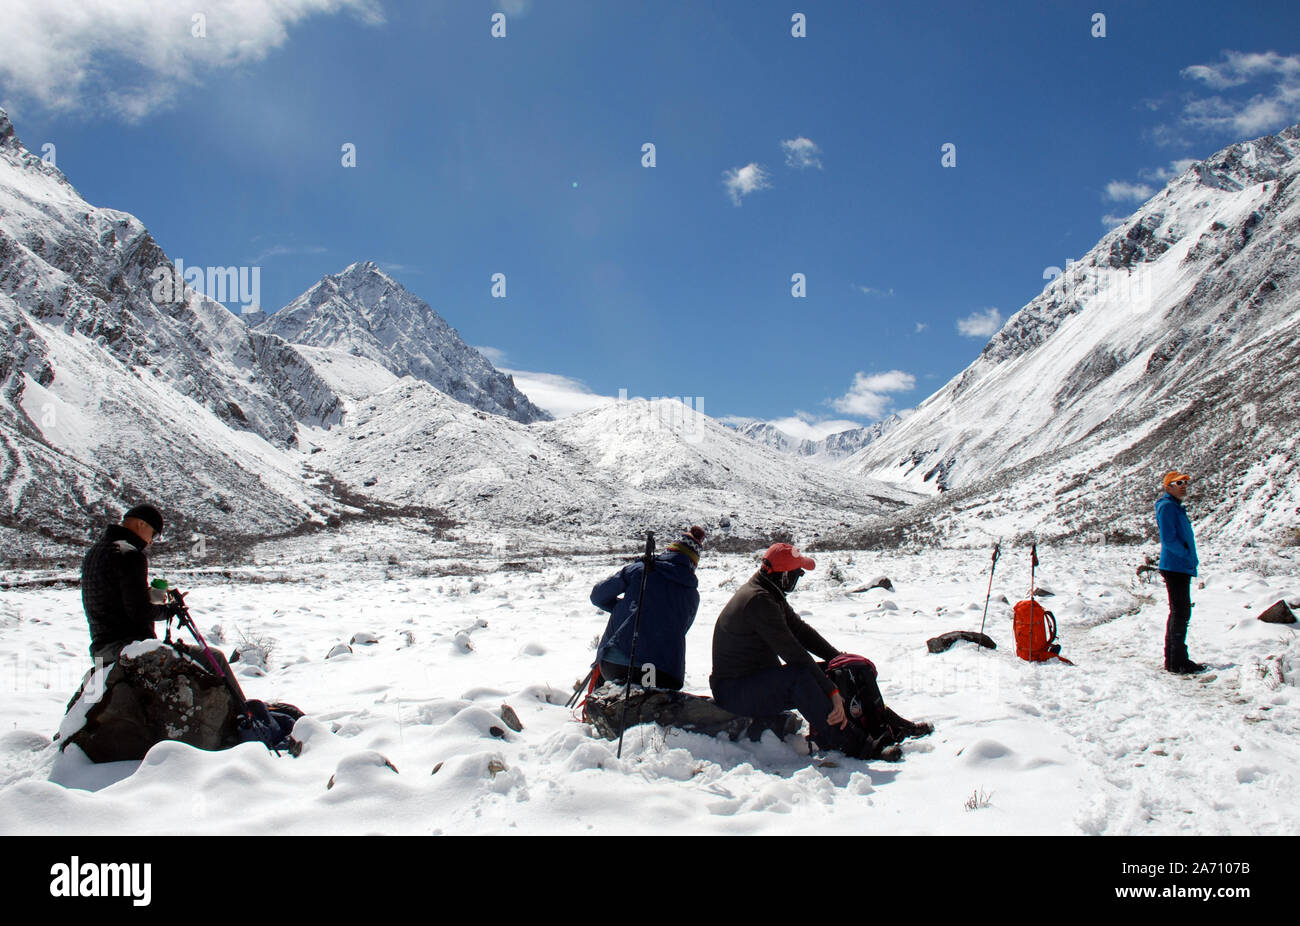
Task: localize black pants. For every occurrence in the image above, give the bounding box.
[1160,570,1193,669]
[599,660,683,692]
[711,664,859,752]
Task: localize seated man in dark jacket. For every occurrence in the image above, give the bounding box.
[710,542,866,755]
[81,504,169,665]
[589,527,705,691]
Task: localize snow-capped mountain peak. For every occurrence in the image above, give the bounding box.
[259,262,550,424]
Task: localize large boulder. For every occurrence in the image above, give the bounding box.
[584,683,800,742]
[59,641,243,762]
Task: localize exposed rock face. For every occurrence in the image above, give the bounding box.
[260,261,550,423]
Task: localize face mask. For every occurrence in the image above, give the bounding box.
[778,570,803,593]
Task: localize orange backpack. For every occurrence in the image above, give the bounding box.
[1013,599,1060,662]
[1013,545,1073,665]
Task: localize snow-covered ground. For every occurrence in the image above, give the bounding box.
[1,538,1297,835]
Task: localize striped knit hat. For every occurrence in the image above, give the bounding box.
[666,526,706,567]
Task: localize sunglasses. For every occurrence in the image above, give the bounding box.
[1169,479,1189,487]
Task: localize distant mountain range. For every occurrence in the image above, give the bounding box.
[731,416,901,460]
[3,103,1296,559]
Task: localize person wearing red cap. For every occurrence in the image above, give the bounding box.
[710,542,866,756]
[80,504,169,665]
[1156,471,1204,674]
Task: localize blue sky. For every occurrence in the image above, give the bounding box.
[3,0,1299,436]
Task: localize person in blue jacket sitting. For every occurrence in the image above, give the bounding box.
[1155,470,1205,674]
[589,527,705,691]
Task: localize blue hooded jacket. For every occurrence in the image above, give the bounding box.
[1156,492,1198,576]
[590,550,700,684]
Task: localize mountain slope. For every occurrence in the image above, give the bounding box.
[308,383,920,548]
[260,262,549,424]
[0,108,346,547]
[839,124,1300,546]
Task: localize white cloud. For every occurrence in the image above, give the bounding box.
[474,345,508,366]
[1182,51,1300,90]
[249,244,327,262]
[780,137,823,170]
[504,369,611,418]
[0,0,384,121]
[1138,159,1198,183]
[1104,180,1155,202]
[914,322,927,333]
[1101,213,1130,229]
[957,307,1002,338]
[855,284,894,297]
[722,162,771,206]
[830,370,916,419]
[1172,50,1300,138]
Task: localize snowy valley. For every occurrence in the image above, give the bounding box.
[1,103,1298,837]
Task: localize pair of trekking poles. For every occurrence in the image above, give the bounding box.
[976,541,1045,640]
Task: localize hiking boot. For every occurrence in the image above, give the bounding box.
[882,706,934,741]
[878,744,904,762]
[1168,660,1207,675]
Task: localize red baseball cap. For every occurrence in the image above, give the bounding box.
[761,542,815,573]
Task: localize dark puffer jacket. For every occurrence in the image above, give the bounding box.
[81,524,163,660]
[590,550,700,685]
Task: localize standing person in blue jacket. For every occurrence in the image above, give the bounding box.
[1156,470,1205,674]
[589,527,705,691]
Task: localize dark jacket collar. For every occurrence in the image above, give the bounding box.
[106,523,147,551]
[754,570,787,599]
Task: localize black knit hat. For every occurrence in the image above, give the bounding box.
[123,504,164,537]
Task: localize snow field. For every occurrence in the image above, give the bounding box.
[1,543,1297,835]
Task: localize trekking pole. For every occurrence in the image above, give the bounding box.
[616,530,655,760]
[976,541,1001,648]
[1029,543,1039,651]
[168,589,250,714]
[566,668,594,709]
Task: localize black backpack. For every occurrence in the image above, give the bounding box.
[825,654,888,738]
